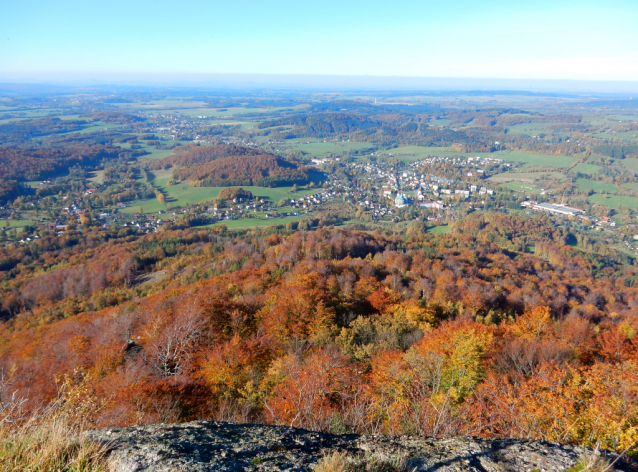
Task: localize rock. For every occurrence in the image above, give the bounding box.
[85,421,636,472]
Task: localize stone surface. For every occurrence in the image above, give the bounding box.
[85,421,636,472]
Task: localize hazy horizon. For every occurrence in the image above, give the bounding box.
[2,73,638,95]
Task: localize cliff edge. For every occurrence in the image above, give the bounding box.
[86,421,635,472]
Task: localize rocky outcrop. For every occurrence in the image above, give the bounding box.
[86,421,636,472]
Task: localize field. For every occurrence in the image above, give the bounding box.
[122,172,321,215]
[621,158,638,174]
[503,122,550,136]
[1,219,37,228]
[497,151,577,169]
[588,194,638,210]
[116,142,176,160]
[501,181,545,193]
[570,163,601,174]
[427,225,450,234]
[574,179,623,194]
[489,171,566,184]
[282,139,375,159]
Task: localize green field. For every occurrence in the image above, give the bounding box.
[497,151,577,169]
[489,170,566,184]
[570,163,601,174]
[621,182,638,193]
[1,220,37,228]
[427,225,450,234]
[122,176,321,215]
[501,181,545,193]
[283,139,374,159]
[575,179,623,194]
[588,194,638,210]
[116,142,176,160]
[621,158,638,174]
[504,122,550,136]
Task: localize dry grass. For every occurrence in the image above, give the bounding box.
[0,367,110,472]
[314,450,412,472]
[0,416,109,472]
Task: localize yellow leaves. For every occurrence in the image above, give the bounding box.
[391,300,437,333]
[67,335,90,355]
[509,306,552,340]
[410,320,494,398]
[619,320,636,340]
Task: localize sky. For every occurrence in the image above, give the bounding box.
[2,0,638,85]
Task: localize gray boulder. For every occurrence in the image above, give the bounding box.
[85,421,636,472]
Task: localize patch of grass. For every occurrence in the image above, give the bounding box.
[427,225,449,234]
[0,418,108,472]
[575,179,623,194]
[570,163,602,174]
[1,220,37,228]
[498,151,578,169]
[313,450,411,472]
[488,170,566,184]
[284,140,374,159]
[0,372,109,472]
[621,158,638,174]
[588,193,638,210]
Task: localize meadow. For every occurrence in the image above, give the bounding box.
[588,194,638,210]
[122,173,321,216]
[570,163,601,174]
[497,151,578,169]
[574,179,623,194]
[282,139,375,158]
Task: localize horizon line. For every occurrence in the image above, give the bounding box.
[2,73,638,95]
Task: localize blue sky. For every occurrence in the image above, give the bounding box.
[2,0,637,82]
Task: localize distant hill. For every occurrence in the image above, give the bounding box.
[159,144,318,187]
[257,113,380,138]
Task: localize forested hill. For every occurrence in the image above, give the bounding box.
[158,144,316,187]
[0,214,636,459]
[257,113,381,138]
[157,144,265,167]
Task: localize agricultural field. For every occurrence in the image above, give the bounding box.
[282,139,374,159]
[497,151,577,169]
[588,194,638,210]
[427,225,450,234]
[488,171,567,183]
[122,172,321,216]
[505,122,551,136]
[621,158,638,174]
[574,179,623,194]
[570,163,601,174]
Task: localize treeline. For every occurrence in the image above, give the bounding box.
[0,217,636,456]
[593,145,638,159]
